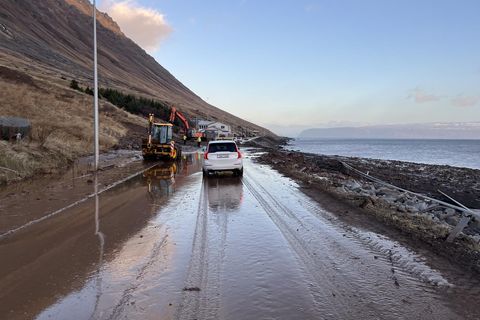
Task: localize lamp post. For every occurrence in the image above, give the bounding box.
[93,0,99,171]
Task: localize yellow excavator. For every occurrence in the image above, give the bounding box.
[142,113,181,160]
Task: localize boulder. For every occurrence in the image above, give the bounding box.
[345,180,362,191]
[445,215,460,226]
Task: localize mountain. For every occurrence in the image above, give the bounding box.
[299,123,480,139]
[0,0,272,135]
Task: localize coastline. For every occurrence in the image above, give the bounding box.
[248,137,480,272]
[287,137,480,170]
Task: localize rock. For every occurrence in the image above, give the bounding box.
[382,196,398,204]
[412,202,429,212]
[403,199,417,207]
[445,215,460,226]
[360,197,375,209]
[345,180,362,191]
[433,210,446,220]
[471,235,480,244]
[404,205,417,213]
[395,193,407,202]
[376,187,398,197]
[444,208,457,217]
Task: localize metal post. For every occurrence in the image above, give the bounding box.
[93,0,99,171]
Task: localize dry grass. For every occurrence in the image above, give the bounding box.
[0,76,145,184]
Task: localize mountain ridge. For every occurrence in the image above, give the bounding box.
[299,122,480,139]
[0,0,273,135]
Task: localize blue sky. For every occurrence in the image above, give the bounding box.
[100,0,480,136]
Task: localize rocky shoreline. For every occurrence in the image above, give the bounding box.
[252,142,480,272]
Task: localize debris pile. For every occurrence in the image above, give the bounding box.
[257,149,480,270]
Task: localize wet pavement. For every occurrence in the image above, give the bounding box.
[1,150,480,319]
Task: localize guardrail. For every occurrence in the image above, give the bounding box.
[340,161,479,242]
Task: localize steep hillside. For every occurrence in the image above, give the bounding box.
[0,0,272,135]
[0,65,147,184]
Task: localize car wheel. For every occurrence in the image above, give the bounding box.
[203,169,208,177]
[236,168,243,176]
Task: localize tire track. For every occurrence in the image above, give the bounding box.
[243,168,460,319]
[176,177,224,320]
[292,190,452,287]
[105,233,169,320]
[242,175,353,319]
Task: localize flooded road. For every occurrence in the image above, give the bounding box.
[1,151,480,319]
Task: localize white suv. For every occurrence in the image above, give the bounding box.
[203,140,243,176]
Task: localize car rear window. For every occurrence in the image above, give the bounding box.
[208,142,237,153]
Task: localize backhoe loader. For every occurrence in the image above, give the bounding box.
[142,113,181,160]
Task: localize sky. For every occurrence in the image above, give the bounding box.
[98,0,480,136]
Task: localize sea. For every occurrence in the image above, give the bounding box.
[287,139,480,170]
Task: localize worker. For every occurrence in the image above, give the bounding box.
[197,136,201,148]
[183,134,187,145]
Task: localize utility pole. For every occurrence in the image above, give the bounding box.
[93,0,99,171]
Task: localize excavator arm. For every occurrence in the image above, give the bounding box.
[169,107,192,136]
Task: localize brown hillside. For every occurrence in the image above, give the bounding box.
[0,0,273,135]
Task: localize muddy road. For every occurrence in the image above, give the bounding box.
[1,150,480,319]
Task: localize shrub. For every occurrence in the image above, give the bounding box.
[69,80,82,92]
[84,86,94,96]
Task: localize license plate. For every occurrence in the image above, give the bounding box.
[217,154,228,158]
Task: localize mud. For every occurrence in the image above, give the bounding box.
[0,150,145,236]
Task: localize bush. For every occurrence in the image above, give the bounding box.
[84,86,94,96]
[98,87,171,119]
[68,81,193,126]
[69,80,82,92]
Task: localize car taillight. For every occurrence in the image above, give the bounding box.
[204,152,209,160]
[237,151,242,159]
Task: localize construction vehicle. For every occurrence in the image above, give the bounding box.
[168,107,205,140]
[169,107,195,138]
[142,113,181,160]
[143,163,177,208]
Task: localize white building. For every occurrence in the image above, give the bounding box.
[207,121,231,134]
[197,120,212,130]
[197,120,231,135]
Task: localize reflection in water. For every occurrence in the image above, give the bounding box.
[180,152,203,176]
[142,152,203,207]
[92,174,105,319]
[206,176,244,211]
[143,162,177,202]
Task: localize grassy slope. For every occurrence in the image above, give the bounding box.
[0,66,145,184]
[0,0,275,137]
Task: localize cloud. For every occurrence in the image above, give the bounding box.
[101,0,172,52]
[451,95,480,108]
[408,87,441,103]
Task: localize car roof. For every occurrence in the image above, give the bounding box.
[208,140,236,144]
